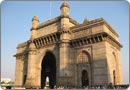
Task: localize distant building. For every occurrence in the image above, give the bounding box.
[14,1,123,89]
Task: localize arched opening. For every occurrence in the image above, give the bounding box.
[77,51,91,87]
[113,70,116,85]
[81,70,89,88]
[41,51,56,89]
[112,52,117,85]
[23,53,28,86]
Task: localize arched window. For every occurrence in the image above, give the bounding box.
[77,51,89,64]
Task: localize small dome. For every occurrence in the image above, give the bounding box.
[60,1,70,9]
[32,16,39,21]
[83,17,89,24]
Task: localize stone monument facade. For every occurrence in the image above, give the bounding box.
[14,1,123,88]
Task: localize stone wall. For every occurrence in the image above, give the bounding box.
[14,58,24,86]
[37,22,60,38]
[92,42,108,85]
[92,24,118,41]
[105,41,123,85]
[14,42,28,86]
[103,25,118,41]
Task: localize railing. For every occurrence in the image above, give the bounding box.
[33,33,59,48]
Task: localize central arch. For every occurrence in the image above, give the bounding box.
[41,51,56,89]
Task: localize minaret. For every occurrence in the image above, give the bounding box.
[60,0,70,17]
[59,0,72,82]
[31,16,39,39]
[60,0,70,31]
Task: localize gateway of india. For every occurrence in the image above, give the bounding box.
[14,1,123,89]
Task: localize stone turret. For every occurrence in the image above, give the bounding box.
[60,0,70,17]
[83,17,89,24]
[59,1,72,85]
[26,16,39,87]
[60,0,70,36]
[31,16,39,39]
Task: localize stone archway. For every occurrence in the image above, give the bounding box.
[76,50,91,87]
[41,51,56,89]
[81,70,89,88]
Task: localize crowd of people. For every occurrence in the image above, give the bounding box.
[52,84,129,89]
[5,84,129,89]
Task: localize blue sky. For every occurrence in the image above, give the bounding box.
[1,1,129,84]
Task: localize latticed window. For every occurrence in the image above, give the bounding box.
[77,52,89,64]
